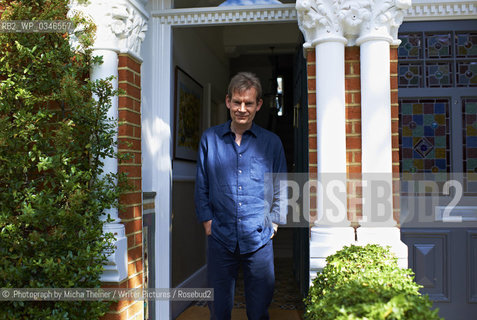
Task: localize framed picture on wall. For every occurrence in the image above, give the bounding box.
[174,67,203,161]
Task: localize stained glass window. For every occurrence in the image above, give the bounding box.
[399,23,477,199]
[456,32,477,58]
[399,63,422,87]
[456,61,477,86]
[399,98,450,177]
[426,33,452,58]
[463,98,477,195]
[427,63,452,87]
[398,31,477,88]
[399,33,422,59]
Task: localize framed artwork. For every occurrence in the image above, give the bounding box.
[174,67,203,161]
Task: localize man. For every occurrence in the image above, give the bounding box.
[195,72,287,320]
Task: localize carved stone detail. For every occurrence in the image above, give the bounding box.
[406,1,477,21]
[153,4,298,26]
[356,0,411,45]
[69,0,149,58]
[296,0,346,48]
[337,0,372,42]
[110,4,148,56]
[296,0,411,47]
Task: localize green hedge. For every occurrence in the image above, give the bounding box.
[0,1,126,319]
[305,244,442,320]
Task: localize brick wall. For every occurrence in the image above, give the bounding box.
[390,47,401,224]
[306,47,400,226]
[345,47,362,226]
[306,49,317,225]
[102,54,144,320]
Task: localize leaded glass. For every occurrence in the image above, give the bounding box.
[456,32,477,58]
[399,63,422,88]
[426,63,452,87]
[426,33,452,58]
[463,98,477,195]
[456,61,477,87]
[399,98,450,176]
[398,33,422,59]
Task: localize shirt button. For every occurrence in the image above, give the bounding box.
[238,169,242,174]
[238,202,242,206]
[238,186,242,190]
[239,154,242,158]
[238,219,242,222]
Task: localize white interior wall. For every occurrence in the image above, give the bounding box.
[173,26,230,177]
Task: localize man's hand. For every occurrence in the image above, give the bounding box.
[270,223,278,239]
[203,220,212,236]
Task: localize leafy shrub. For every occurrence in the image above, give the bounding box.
[305,244,442,320]
[0,1,126,319]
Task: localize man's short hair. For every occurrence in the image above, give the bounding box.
[227,72,262,103]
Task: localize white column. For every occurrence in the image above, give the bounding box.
[69,0,149,282]
[358,38,395,228]
[354,0,411,268]
[91,49,120,223]
[296,0,355,281]
[356,36,407,267]
[90,48,129,282]
[311,38,355,280]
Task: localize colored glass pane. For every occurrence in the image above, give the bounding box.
[427,63,452,87]
[463,98,477,194]
[399,98,450,175]
[398,33,422,59]
[456,32,477,58]
[456,61,477,87]
[398,63,422,87]
[426,33,452,58]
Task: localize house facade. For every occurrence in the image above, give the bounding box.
[69,0,476,319]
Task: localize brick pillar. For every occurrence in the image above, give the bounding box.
[306,45,406,268]
[298,0,410,277]
[390,47,401,225]
[345,47,362,227]
[305,47,367,229]
[307,49,317,225]
[101,54,144,320]
[344,46,401,227]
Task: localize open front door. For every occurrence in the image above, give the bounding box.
[292,42,310,297]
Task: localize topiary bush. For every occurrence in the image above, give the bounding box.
[305,244,442,320]
[0,1,127,319]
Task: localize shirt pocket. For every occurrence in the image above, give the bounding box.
[250,157,269,182]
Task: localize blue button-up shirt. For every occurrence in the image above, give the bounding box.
[195,121,287,254]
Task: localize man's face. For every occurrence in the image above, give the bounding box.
[226,88,263,129]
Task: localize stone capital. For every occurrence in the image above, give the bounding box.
[296,0,411,47]
[296,0,347,48]
[69,0,149,60]
[356,0,411,46]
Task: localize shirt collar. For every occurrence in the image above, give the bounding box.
[220,120,259,138]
